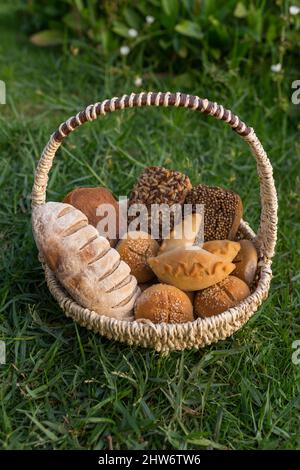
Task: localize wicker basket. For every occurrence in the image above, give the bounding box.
[31,92,278,353]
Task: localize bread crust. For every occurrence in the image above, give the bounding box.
[116,231,159,283]
[32,202,140,320]
[194,275,250,317]
[135,284,194,323]
[232,239,258,286]
[63,187,120,247]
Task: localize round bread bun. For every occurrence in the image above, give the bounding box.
[117,231,159,283]
[194,275,250,318]
[63,186,119,247]
[232,239,258,286]
[135,284,194,324]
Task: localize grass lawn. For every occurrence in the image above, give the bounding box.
[0,5,300,450]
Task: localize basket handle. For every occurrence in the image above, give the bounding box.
[31,91,278,260]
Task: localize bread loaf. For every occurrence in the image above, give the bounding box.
[148,246,235,291]
[32,202,140,320]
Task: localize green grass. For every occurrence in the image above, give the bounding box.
[0,6,300,450]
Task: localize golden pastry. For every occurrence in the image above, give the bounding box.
[148,246,235,291]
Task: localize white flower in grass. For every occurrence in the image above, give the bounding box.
[134,76,143,87]
[289,5,300,15]
[271,63,282,73]
[120,45,130,56]
[128,28,138,38]
[146,15,155,24]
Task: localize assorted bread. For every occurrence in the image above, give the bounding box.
[32,166,259,325]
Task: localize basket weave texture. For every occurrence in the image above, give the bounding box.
[31,92,278,352]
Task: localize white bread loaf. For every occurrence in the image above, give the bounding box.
[32,202,140,320]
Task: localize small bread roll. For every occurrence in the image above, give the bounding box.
[117,231,159,283]
[63,187,120,247]
[148,246,235,291]
[232,239,258,285]
[203,240,240,262]
[135,284,194,323]
[194,276,250,318]
[159,212,202,255]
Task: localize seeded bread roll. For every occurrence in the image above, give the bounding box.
[232,239,258,286]
[32,202,140,320]
[116,231,159,283]
[129,166,192,239]
[135,284,194,323]
[148,246,235,291]
[185,184,243,241]
[194,276,250,318]
[63,187,119,247]
[203,240,240,262]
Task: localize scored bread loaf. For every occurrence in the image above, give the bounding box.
[32,202,140,320]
